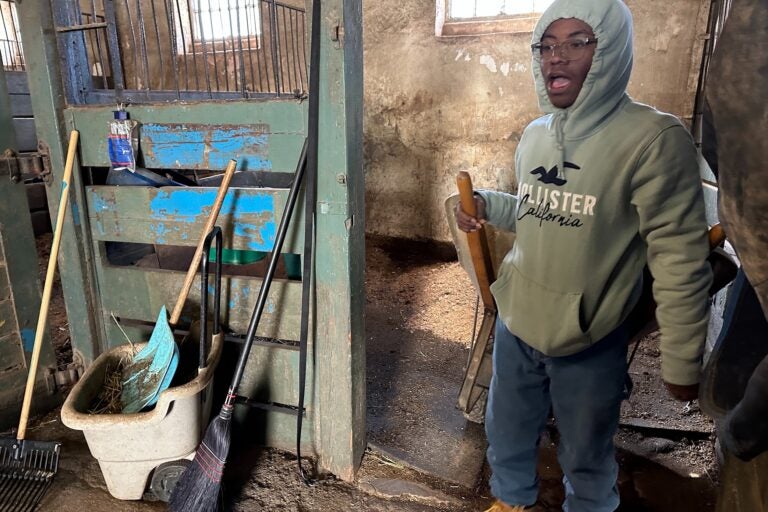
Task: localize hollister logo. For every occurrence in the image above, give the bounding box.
[530,161,581,186]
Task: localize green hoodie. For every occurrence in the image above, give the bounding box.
[478,0,712,386]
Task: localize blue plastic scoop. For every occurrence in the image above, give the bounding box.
[121,306,179,413]
[119,161,237,414]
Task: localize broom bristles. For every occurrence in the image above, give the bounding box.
[168,407,232,512]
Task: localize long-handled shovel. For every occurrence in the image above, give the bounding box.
[455,170,497,415]
[0,130,79,512]
[121,159,237,413]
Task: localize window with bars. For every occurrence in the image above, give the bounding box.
[190,0,262,44]
[436,0,555,37]
[55,0,307,104]
[0,1,24,71]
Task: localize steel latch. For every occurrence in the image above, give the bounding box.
[0,145,52,183]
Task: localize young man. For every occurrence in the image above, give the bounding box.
[455,0,713,510]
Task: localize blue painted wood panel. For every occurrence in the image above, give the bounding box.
[141,123,272,171]
[86,186,305,254]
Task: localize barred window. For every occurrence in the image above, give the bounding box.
[0,1,24,71]
[189,0,262,45]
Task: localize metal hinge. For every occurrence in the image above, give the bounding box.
[0,143,52,184]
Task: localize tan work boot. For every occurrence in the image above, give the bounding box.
[483,499,535,512]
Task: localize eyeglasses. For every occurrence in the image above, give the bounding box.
[531,37,598,62]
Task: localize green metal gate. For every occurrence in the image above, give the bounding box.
[16,0,364,480]
[0,62,58,430]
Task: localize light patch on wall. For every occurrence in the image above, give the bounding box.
[652,14,683,52]
[479,55,497,73]
[455,48,471,61]
[498,87,504,96]
[500,62,510,76]
[513,62,527,73]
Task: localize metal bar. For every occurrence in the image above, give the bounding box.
[174,0,196,91]
[53,0,92,103]
[292,7,302,92]
[196,0,214,96]
[255,1,269,92]
[268,0,281,94]
[260,0,272,92]
[279,5,292,92]
[135,0,151,90]
[300,8,307,91]
[218,0,230,91]
[203,0,220,92]
[55,21,108,32]
[291,8,302,92]
[123,0,140,90]
[148,0,165,90]
[103,0,125,96]
[243,0,257,92]
[164,0,180,97]
[235,0,247,95]
[88,3,109,90]
[225,0,237,92]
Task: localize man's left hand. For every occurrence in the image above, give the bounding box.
[664,381,699,401]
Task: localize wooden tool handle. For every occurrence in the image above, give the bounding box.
[709,223,725,250]
[456,171,495,309]
[17,130,79,441]
[170,160,237,326]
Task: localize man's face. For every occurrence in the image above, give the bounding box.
[540,18,596,109]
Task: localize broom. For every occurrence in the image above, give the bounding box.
[168,138,308,512]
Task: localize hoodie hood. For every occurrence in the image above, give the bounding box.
[532,0,634,141]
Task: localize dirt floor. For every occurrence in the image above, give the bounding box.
[18,234,721,511]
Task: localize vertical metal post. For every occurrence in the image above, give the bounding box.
[103,0,126,100]
[53,0,92,104]
[268,0,281,94]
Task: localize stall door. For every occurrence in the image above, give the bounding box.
[17,0,365,480]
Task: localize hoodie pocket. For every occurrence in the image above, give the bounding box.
[491,263,591,354]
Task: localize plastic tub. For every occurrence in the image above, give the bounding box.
[60,332,222,500]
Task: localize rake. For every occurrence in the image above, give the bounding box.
[0,130,79,511]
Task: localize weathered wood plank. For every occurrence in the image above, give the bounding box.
[96,265,304,341]
[310,0,366,482]
[12,118,37,152]
[0,299,19,339]
[69,102,306,172]
[10,94,33,118]
[141,123,272,171]
[5,72,28,95]
[86,186,305,254]
[0,332,24,370]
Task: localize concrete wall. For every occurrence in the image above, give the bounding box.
[363,0,710,242]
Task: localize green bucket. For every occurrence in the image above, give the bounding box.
[208,248,266,265]
[208,249,301,279]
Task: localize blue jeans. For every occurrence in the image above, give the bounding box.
[485,320,628,512]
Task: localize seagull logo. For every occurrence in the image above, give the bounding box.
[530,162,581,186]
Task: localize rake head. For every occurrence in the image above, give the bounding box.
[0,439,61,512]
